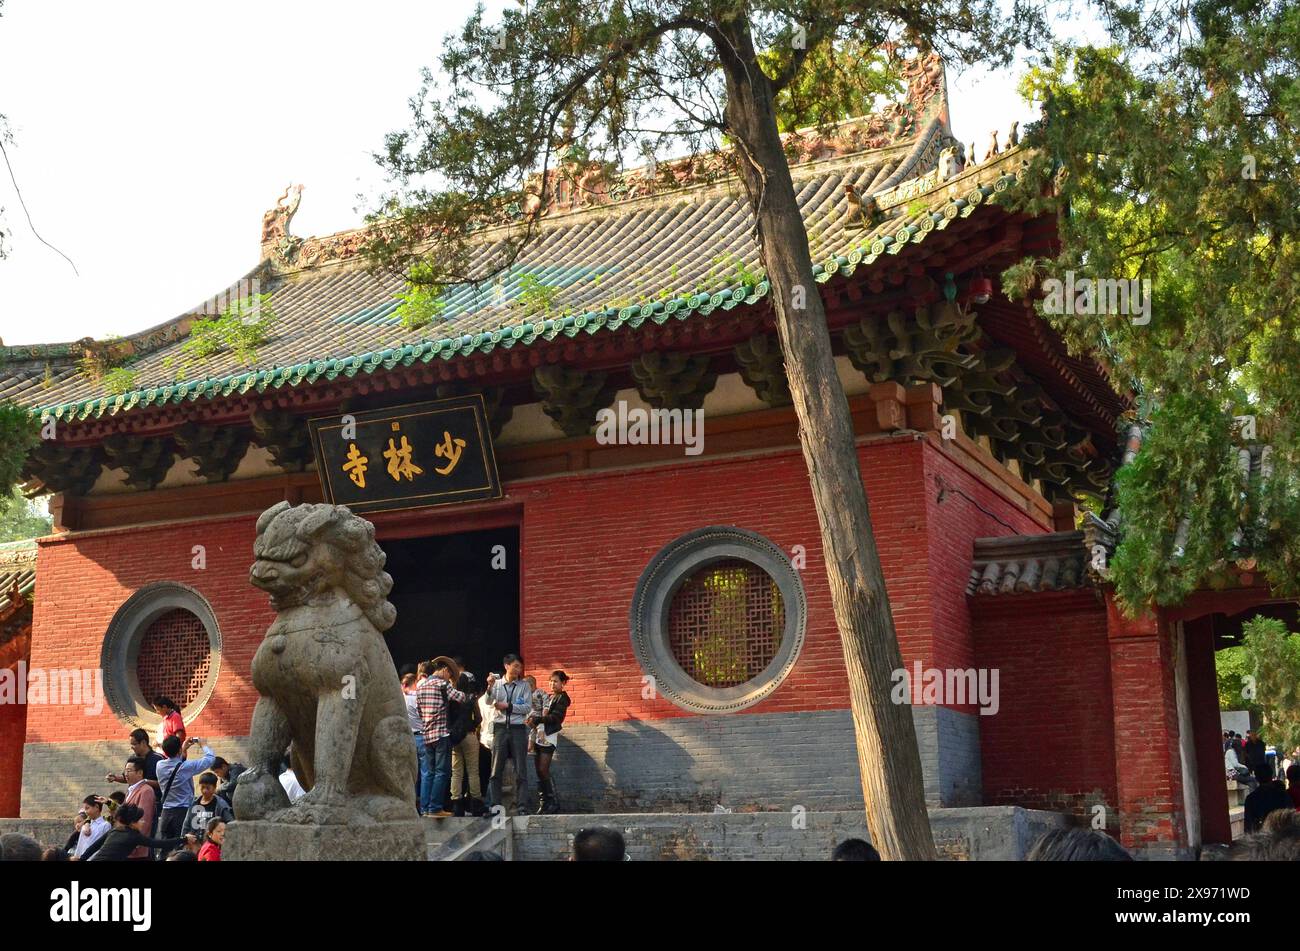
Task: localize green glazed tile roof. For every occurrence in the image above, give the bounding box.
[1,136,1030,424]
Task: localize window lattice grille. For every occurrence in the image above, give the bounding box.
[667,559,784,688]
[136,609,211,709]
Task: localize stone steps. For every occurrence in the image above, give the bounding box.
[1227,780,1247,840]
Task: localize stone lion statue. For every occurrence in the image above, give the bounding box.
[234,501,417,825]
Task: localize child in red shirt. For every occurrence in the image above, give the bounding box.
[197,819,225,861]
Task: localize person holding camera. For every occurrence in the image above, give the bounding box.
[155,734,216,841]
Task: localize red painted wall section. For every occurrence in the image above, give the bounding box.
[0,633,30,817]
[25,435,1052,747]
[1185,615,1231,845]
[518,439,933,725]
[972,589,1117,815]
[1106,597,1188,852]
[25,517,273,745]
[923,442,1047,687]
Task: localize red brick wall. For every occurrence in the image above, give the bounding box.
[972,589,1117,815]
[518,438,931,725]
[923,445,1046,684]
[24,436,1048,747]
[25,517,273,745]
[1106,598,1187,851]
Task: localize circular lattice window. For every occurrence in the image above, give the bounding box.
[135,609,213,708]
[631,527,806,713]
[101,583,222,728]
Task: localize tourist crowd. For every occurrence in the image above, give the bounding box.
[7,680,1299,862]
[14,652,574,861]
[400,652,571,819]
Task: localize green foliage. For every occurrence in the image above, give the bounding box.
[0,399,39,493]
[169,294,275,379]
[394,260,449,330]
[1005,4,1300,614]
[515,273,560,316]
[1215,645,1261,717]
[102,367,139,396]
[1237,617,1300,757]
[1108,393,1243,611]
[760,40,902,132]
[0,486,51,543]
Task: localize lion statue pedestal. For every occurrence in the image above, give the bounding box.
[224,501,426,862]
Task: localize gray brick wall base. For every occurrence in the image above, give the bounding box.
[17,705,982,818]
[19,737,256,819]
[503,807,1067,861]
[1,808,1069,861]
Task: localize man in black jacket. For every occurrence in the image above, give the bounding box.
[1243,730,1269,771]
[1243,762,1292,834]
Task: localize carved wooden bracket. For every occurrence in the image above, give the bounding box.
[629,352,717,410]
[734,334,791,407]
[250,408,315,473]
[174,421,252,483]
[22,443,102,496]
[435,384,514,439]
[842,300,979,386]
[102,434,176,491]
[532,365,617,437]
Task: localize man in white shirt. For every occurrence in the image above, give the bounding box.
[72,796,111,859]
[478,673,498,753]
[280,753,308,803]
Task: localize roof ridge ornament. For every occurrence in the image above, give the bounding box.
[261,183,304,262]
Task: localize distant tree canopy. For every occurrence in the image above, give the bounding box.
[760,40,902,132]
[1231,617,1300,757]
[1005,1,1300,615]
[0,486,50,543]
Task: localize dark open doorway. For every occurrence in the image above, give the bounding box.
[381,526,519,683]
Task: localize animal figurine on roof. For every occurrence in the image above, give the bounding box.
[844,183,882,229]
[938,145,964,181]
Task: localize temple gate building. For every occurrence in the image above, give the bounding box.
[0,56,1281,857]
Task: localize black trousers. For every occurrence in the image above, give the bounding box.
[488,724,529,813]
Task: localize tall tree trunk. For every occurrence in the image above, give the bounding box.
[718,17,936,861]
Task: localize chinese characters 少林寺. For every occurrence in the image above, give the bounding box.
[384,432,424,482]
[434,430,467,475]
[342,444,369,488]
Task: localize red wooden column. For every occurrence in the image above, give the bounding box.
[1105,593,1189,855]
[1185,615,1231,845]
[0,629,31,817]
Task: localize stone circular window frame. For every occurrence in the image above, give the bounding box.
[630,526,807,714]
[101,582,223,730]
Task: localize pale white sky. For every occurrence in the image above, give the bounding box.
[0,2,1099,346]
